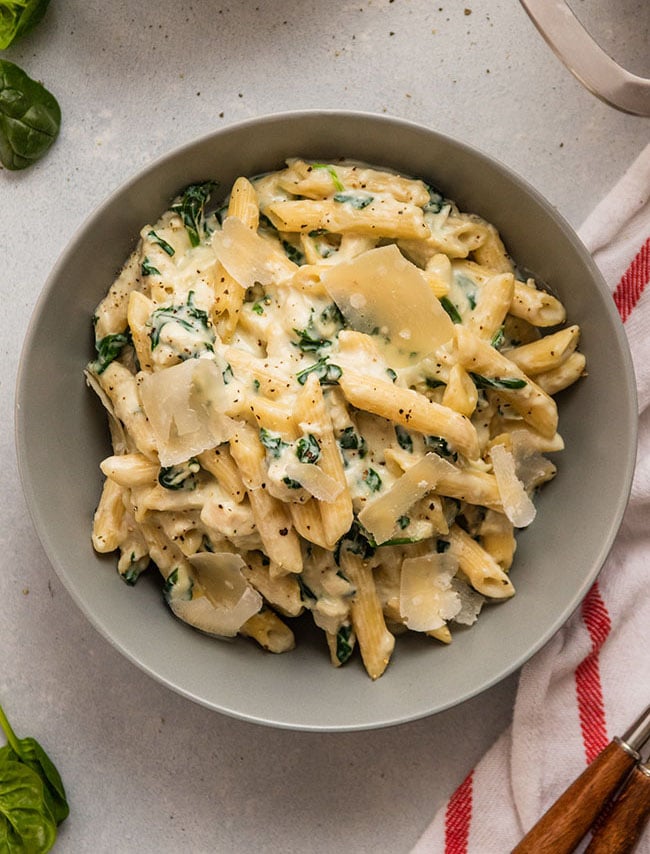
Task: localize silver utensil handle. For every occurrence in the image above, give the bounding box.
[519,0,650,117]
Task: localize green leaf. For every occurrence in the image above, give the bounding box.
[363,468,382,492]
[295,358,342,386]
[93,331,131,374]
[0,0,52,49]
[147,229,175,257]
[333,191,373,209]
[170,181,217,247]
[469,372,527,390]
[259,428,287,458]
[0,756,58,853]
[439,296,462,324]
[0,60,60,170]
[158,458,199,490]
[311,162,344,192]
[296,433,321,464]
[335,624,354,665]
[141,257,161,277]
[0,702,69,833]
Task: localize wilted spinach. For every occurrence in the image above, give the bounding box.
[0,0,51,49]
[0,701,68,853]
[0,59,60,170]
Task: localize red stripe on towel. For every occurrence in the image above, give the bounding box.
[575,583,612,764]
[444,770,473,854]
[613,236,650,322]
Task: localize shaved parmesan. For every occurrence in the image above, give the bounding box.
[171,552,263,637]
[138,358,238,466]
[212,216,298,288]
[399,552,462,631]
[283,460,343,503]
[320,244,454,364]
[490,442,537,528]
[358,452,457,544]
[85,368,128,454]
[450,577,485,626]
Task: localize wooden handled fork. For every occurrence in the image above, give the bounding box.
[513,704,650,854]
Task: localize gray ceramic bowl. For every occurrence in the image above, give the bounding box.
[16,111,637,731]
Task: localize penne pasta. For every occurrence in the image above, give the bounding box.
[87,158,585,678]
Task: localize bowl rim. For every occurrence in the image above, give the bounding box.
[15,109,638,731]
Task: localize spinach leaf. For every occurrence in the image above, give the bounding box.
[170,181,217,247]
[296,357,342,386]
[395,425,413,452]
[0,0,51,49]
[439,296,462,324]
[0,60,60,170]
[469,372,527,390]
[147,229,175,256]
[333,191,373,209]
[292,324,331,353]
[92,331,131,374]
[311,162,344,192]
[424,434,457,460]
[363,468,382,492]
[149,291,214,354]
[0,757,57,853]
[158,458,199,490]
[335,624,354,664]
[0,706,70,836]
[334,520,376,565]
[296,433,321,464]
[338,426,367,457]
[141,257,161,277]
[259,428,287,458]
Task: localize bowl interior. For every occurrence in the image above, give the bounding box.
[16,111,637,731]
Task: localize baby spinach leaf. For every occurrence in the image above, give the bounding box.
[0,756,58,853]
[0,60,60,170]
[0,0,52,49]
[0,706,70,851]
[93,331,131,374]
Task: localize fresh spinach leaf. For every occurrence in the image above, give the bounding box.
[0,0,51,49]
[0,701,69,851]
[0,59,60,170]
[0,757,57,853]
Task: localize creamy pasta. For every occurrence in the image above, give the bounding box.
[87,159,586,679]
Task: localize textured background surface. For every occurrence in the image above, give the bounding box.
[1,1,648,851]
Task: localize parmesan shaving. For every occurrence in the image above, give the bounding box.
[399,553,462,631]
[490,442,537,528]
[176,551,263,637]
[212,216,298,288]
[321,244,454,364]
[283,461,343,503]
[358,452,458,544]
[138,358,238,466]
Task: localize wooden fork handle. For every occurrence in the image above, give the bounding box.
[512,740,638,854]
[585,763,650,854]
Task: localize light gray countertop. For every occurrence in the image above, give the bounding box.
[1,2,648,852]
